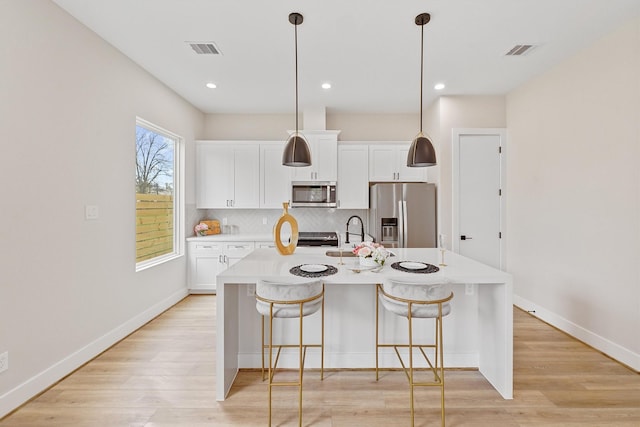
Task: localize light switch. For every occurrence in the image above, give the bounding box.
[85,205,99,220]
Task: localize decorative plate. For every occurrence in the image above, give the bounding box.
[300,264,328,273]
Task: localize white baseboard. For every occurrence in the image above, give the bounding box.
[0,289,188,418]
[514,294,640,371]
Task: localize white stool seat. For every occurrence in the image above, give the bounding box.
[256,279,323,318]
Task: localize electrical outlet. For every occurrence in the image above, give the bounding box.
[0,351,8,373]
[247,284,255,297]
[222,217,228,226]
[85,205,99,220]
[262,217,267,225]
[465,284,474,295]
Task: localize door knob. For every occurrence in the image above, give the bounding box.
[460,235,473,240]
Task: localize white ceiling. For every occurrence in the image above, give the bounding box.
[53,0,640,114]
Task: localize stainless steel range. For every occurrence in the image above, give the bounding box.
[296,231,339,247]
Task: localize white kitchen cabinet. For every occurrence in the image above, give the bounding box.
[196,141,260,209]
[255,240,277,249]
[337,144,369,209]
[369,143,427,182]
[187,241,225,293]
[187,240,256,293]
[260,142,291,208]
[290,131,339,182]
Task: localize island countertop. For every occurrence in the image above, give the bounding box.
[216,247,513,401]
[219,247,510,284]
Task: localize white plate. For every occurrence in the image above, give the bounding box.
[399,261,428,270]
[300,264,328,273]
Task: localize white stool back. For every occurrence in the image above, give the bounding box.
[380,277,452,318]
[256,278,323,318]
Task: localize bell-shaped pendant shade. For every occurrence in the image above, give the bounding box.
[407,132,436,167]
[282,132,311,166]
[407,12,437,168]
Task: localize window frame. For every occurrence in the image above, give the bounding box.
[135,117,184,272]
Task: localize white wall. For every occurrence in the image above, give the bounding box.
[506,16,640,369]
[0,1,204,416]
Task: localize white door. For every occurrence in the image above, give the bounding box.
[453,129,506,270]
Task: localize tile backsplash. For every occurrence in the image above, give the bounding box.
[193,208,369,236]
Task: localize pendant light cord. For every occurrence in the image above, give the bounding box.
[294,19,299,134]
[419,21,424,134]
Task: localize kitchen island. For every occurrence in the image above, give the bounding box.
[216,247,513,400]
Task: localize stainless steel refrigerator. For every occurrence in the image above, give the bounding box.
[368,183,436,248]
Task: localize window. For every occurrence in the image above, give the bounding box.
[135,118,183,270]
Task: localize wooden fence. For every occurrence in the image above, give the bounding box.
[136,193,173,263]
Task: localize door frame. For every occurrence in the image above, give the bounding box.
[451,128,507,270]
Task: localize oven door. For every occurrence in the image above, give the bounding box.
[290,181,337,208]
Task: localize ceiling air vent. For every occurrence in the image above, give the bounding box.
[187,42,222,55]
[505,44,536,56]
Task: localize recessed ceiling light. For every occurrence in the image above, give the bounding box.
[205,82,217,89]
[321,82,331,89]
[434,83,445,90]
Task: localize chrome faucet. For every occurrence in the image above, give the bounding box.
[345,215,364,244]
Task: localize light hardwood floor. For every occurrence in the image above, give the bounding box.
[1,295,639,426]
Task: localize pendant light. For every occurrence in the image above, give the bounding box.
[407,13,437,167]
[282,12,311,167]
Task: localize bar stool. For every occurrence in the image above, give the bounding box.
[255,279,324,427]
[376,277,454,427]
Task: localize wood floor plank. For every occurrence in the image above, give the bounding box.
[2,296,639,426]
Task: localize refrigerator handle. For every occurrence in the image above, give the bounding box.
[398,200,404,248]
[402,200,408,248]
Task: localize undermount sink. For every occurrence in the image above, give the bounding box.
[325,250,357,257]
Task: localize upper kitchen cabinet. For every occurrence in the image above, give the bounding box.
[369,143,428,182]
[260,142,291,208]
[290,130,340,182]
[337,144,369,209]
[195,141,260,209]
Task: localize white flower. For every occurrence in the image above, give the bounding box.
[352,241,389,265]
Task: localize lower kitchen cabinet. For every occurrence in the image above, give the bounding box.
[187,240,255,293]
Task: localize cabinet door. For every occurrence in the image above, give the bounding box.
[232,145,260,208]
[396,146,428,182]
[196,144,233,208]
[368,145,397,181]
[260,143,291,208]
[290,132,338,181]
[187,241,225,292]
[314,134,338,181]
[338,145,369,209]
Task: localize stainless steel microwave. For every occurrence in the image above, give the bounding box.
[290,181,337,208]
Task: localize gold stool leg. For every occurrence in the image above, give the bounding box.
[268,305,274,427]
[321,293,325,380]
[261,315,266,381]
[375,284,380,381]
[408,303,415,427]
[298,303,304,427]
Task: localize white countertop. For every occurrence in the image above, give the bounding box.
[187,232,372,245]
[186,233,274,242]
[218,246,511,285]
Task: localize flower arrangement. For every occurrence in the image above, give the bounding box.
[194,223,209,236]
[352,241,389,266]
